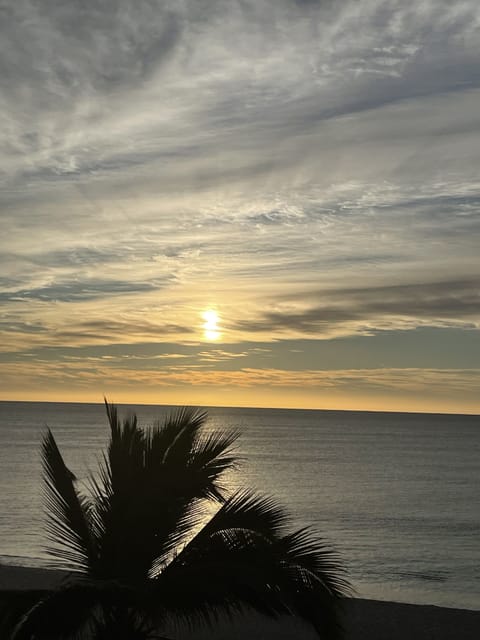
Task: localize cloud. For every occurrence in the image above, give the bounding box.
[197,350,250,362]
[54,319,195,343]
[235,278,480,336]
[0,278,169,303]
[1,1,480,407]
[2,0,480,190]
[2,360,479,409]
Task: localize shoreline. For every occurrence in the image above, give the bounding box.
[1,564,479,639]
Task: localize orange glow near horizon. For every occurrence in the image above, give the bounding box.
[2,386,479,416]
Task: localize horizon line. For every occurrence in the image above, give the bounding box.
[0,398,478,419]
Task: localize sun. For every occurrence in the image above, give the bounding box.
[202,309,221,341]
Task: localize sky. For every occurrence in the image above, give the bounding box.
[1,0,480,413]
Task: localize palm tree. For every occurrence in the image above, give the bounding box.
[12,400,351,640]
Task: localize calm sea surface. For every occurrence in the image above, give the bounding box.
[0,401,478,609]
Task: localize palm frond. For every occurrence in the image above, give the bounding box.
[150,491,288,579]
[151,492,350,639]
[87,402,147,579]
[274,527,352,639]
[151,528,290,629]
[104,399,145,488]
[162,406,208,453]
[185,428,240,500]
[158,531,347,639]
[183,490,290,546]
[143,427,240,567]
[278,528,352,598]
[92,405,239,580]
[140,425,239,563]
[88,405,232,581]
[42,430,97,572]
[144,407,208,471]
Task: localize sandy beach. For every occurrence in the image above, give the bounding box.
[1,564,479,639]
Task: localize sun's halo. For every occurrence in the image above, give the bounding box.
[202,309,221,341]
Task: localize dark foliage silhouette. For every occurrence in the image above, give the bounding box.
[11,400,350,639]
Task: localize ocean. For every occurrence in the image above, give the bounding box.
[0,401,478,610]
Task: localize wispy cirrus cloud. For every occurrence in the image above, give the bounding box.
[235,279,480,337]
[2,0,480,193]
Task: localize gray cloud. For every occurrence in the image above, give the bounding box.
[0,278,169,303]
[0,320,48,335]
[236,279,480,335]
[1,0,479,188]
[54,320,194,343]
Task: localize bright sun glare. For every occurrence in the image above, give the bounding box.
[202,309,221,341]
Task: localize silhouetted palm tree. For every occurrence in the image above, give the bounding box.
[12,401,350,639]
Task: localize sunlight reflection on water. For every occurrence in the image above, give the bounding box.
[0,401,479,609]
